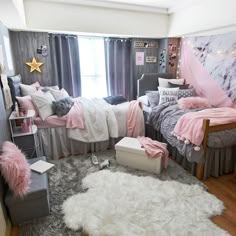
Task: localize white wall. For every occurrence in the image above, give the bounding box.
[168,0,236,36]
[24,0,168,38]
[0,0,25,29]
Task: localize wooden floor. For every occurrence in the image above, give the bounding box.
[203,173,236,236]
[11,174,236,236]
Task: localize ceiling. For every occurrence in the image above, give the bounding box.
[83,0,196,12]
[31,0,197,13]
[0,0,235,37]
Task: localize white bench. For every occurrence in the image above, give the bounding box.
[115,137,163,174]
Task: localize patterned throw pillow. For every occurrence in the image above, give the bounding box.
[158,87,179,104]
[178,88,195,99]
[145,91,160,107]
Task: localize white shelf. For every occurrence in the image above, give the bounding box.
[9,109,35,120]
[12,124,37,137]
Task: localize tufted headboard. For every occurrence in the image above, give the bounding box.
[137,73,173,97]
[7,74,22,110]
[8,74,21,97]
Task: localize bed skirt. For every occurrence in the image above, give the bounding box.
[37,127,118,160]
[145,124,235,179]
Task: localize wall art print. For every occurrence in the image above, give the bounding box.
[180,31,236,105]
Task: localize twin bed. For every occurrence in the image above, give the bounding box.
[137,73,236,179]
[8,73,236,179]
[8,75,144,161]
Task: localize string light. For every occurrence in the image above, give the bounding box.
[176,45,181,79]
[183,39,236,58]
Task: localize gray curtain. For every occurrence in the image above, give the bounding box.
[49,34,81,97]
[104,38,134,100]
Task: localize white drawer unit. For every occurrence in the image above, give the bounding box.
[9,109,42,158]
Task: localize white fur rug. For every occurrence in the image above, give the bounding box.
[62,170,229,236]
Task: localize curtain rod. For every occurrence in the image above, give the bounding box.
[48,34,77,38]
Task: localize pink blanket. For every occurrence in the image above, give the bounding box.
[127,101,144,137]
[173,107,236,146]
[138,136,168,168]
[66,99,85,129]
[34,115,66,128]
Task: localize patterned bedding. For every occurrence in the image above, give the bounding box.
[147,101,236,162]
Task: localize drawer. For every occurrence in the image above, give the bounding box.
[14,134,35,150]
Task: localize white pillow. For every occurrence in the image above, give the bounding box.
[50,88,69,101]
[20,83,38,96]
[158,78,185,88]
[137,95,149,106]
[158,87,179,104]
[39,85,59,92]
[31,91,55,120]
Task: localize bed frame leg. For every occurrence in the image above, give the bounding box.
[196,163,204,180]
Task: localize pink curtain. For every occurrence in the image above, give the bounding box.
[180,41,233,107]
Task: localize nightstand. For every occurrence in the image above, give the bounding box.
[9,110,41,158]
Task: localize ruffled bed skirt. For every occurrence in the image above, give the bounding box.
[145,123,235,179]
[37,127,117,160]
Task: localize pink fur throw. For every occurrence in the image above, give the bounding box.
[178,97,211,109]
[0,142,31,197]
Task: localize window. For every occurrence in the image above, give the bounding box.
[78,37,107,98]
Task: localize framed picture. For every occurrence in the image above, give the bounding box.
[146,56,157,63]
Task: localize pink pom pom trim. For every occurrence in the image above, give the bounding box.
[184,139,190,144]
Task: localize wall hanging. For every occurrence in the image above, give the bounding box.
[37,45,48,57]
[159,48,166,68]
[168,43,177,67]
[25,57,43,72]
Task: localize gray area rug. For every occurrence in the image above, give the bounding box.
[20,150,205,236]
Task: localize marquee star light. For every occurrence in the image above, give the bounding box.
[25,57,43,72]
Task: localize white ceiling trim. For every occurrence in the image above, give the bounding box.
[168,0,200,14]
[179,24,236,37]
[25,0,168,14]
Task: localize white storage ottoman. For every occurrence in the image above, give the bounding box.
[115,137,163,174]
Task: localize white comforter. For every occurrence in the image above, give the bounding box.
[68,98,129,143]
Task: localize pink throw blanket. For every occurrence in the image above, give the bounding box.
[138,136,168,168]
[66,99,85,129]
[127,101,144,137]
[173,107,236,146]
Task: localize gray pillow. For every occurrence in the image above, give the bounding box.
[52,97,74,117]
[39,85,59,92]
[168,82,189,89]
[178,88,196,99]
[145,91,160,107]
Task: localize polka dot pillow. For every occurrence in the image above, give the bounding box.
[178,88,195,99]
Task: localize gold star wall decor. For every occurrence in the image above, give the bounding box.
[25,57,43,72]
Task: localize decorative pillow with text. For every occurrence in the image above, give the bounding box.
[158,87,179,104]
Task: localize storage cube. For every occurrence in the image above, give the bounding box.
[4,157,50,225]
[115,137,163,174]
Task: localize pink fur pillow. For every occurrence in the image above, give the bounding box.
[178,97,211,109]
[0,142,31,197]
